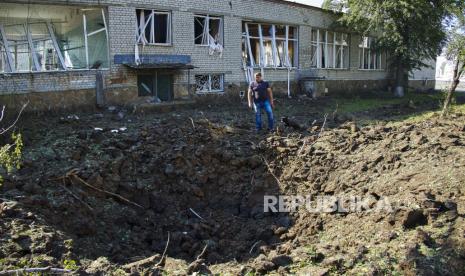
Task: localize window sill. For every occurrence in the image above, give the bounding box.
[0,68,110,76]
[246,67,298,70]
[138,43,173,47]
[357,69,386,72]
[312,67,350,71]
[195,44,225,50]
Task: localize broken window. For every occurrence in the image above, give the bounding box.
[0,3,109,73]
[136,9,171,45]
[311,29,349,69]
[242,22,298,69]
[359,36,384,70]
[195,74,224,93]
[194,15,223,45]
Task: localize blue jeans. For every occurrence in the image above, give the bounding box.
[254,100,274,131]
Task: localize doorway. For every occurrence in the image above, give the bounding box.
[137,72,174,102]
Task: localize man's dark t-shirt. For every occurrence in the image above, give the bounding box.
[250,81,270,103]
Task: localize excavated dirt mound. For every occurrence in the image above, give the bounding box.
[1,97,464,275]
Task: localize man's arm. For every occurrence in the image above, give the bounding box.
[267,87,274,108]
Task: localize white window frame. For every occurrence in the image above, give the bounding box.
[136,9,172,46]
[195,74,224,93]
[242,22,298,69]
[311,29,349,69]
[0,7,109,73]
[358,36,384,70]
[194,14,223,46]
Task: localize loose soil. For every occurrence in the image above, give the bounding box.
[1,94,464,275]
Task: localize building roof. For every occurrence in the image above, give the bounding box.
[123,63,195,70]
[265,0,326,12]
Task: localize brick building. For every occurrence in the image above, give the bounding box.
[0,0,407,111]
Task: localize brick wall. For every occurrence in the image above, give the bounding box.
[1,0,393,100]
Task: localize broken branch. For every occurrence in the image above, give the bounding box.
[0,267,71,275]
[0,106,5,123]
[155,232,171,267]
[0,101,29,135]
[189,208,205,221]
[196,244,208,261]
[50,169,144,210]
[298,113,328,155]
[70,174,144,209]
[261,156,282,186]
[61,181,94,212]
[189,117,196,130]
[249,241,261,254]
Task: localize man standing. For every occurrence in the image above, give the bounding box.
[248,73,275,132]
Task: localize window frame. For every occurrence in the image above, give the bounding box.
[194,14,224,47]
[310,28,350,70]
[0,6,109,74]
[358,36,385,71]
[195,74,225,93]
[136,9,172,46]
[242,22,298,69]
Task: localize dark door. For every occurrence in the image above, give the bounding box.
[138,75,154,97]
[137,73,173,101]
[156,73,173,102]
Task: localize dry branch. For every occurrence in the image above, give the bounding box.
[189,117,196,130]
[298,113,328,155]
[122,232,170,269]
[122,254,161,270]
[155,232,171,267]
[50,169,143,209]
[249,241,261,254]
[189,208,205,221]
[0,102,29,135]
[61,182,94,211]
[261,156,282,186]
[0,267,71,275]
[196,244,209,261]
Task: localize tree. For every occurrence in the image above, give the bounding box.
[323,0,460,97]
[0,104,27,184]
[441,10,465,117]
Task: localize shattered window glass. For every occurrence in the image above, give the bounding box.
[242,22,298,68]
[359,36,383,70]
[0,3,109,73]
[0,44,4,72]
[195,74,224,93]
[194,15,223,45]
[311,29,349,69]
[136,9,171,45]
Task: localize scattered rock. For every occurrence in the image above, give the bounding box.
[270,254,293,267]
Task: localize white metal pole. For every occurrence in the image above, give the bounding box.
[258,23,265,68]
[46,22,66,70]
[245,23,255,67]
[316,29,320,68]
[0,25,15,72]
[83,14,89,68]
[333,32,336,68]
[25,24,41,71]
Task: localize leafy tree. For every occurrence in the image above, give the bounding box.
[323,0,461,97]
[441,10,465,116]
[0,104,27,184]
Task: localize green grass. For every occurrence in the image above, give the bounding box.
[328,92,443,114]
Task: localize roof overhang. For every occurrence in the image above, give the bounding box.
[123,63,195,70]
